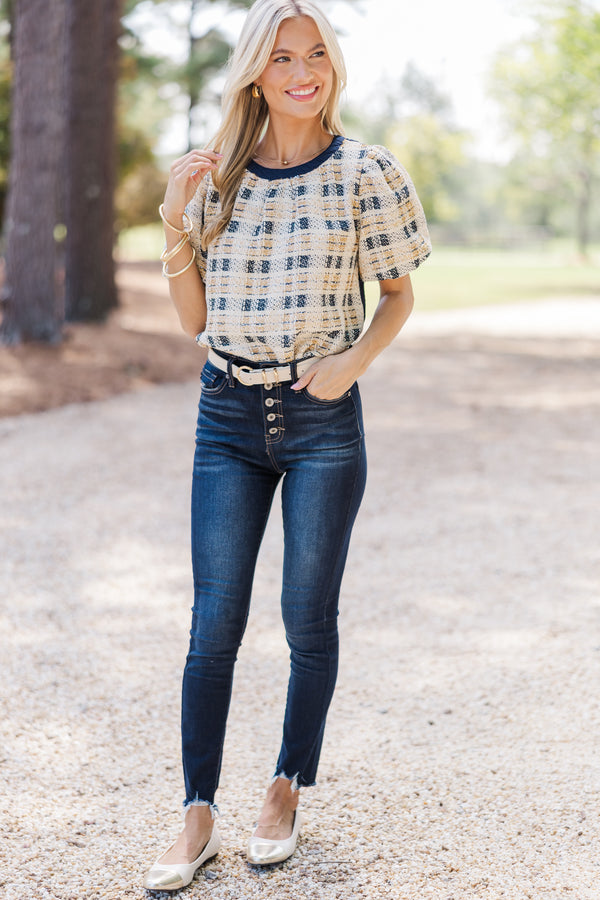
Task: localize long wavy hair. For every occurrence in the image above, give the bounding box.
[202,0,347,249]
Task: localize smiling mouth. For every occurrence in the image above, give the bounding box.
[286,86,319,100]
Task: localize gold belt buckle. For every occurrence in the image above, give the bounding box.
[236,364,282,387]
[236,365,254,386]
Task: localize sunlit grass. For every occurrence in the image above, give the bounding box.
[118,226,600,313]
[405,245,600,311]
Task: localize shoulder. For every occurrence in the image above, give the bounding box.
[338,137,400,168]
[360,144,411,190]
[338,139,411,192]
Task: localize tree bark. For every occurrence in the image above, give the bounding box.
[1,0,66,344]
[187,0,200,153]
[65,0,122,321]
[576,165,592,258]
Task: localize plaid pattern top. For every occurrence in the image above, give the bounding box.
[187,136,431,363]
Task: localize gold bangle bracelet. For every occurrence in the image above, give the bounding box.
[159,203,193,235]
[162,246,196,278]
[160,233,190,263]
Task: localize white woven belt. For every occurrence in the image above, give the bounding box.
[207,349,314,387]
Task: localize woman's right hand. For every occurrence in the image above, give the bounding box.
[162,149,223,225]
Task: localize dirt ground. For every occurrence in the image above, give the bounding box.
[1,267,600,899]
[0,263,206,418]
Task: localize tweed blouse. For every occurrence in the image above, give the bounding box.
[187,136,431,363]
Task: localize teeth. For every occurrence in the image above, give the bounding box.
[288,87,317,96]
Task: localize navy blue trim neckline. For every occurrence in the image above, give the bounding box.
[247,135,344,180]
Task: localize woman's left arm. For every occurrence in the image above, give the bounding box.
[291,274,414,400]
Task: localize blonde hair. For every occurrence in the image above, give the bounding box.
[202,0,347,249]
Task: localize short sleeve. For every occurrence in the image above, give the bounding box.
[185,175,211,282]
[357,145,431,282]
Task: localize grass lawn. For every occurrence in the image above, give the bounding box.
[119,225,600,313]
[403,245,600,311]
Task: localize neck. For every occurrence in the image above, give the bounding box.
[256,117,330,165]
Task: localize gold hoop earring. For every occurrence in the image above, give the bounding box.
[252,84,261,99]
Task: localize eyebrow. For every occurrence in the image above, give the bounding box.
[271,42,325,55]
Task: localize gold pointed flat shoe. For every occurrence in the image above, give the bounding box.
[143,822,221,891]
[246,811,302,865]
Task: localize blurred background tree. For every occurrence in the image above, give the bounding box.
[342,63,503,245]
[0,0,66,343]
[0,0,256,343]
[65,0,123,322]
[490,0,600,256]
[385,64,471,227]
[0,3,11,225]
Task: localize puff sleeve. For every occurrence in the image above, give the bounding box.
[185,174,211,283]
[357,145,431,282]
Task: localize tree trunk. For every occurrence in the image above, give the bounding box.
[1,0,66,344]
[187,0,200,153]
[576,165,592,259]
[64,0,122,321]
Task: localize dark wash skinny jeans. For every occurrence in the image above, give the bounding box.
[181,356,367,809]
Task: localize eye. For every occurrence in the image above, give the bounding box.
[311,50,326,58]
[273,55,291,63]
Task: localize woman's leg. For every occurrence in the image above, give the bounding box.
[182,441,280,810]
[159,423,279,864]
[160,445,279,864]
[279,434,366,774]
[254,394,367,838]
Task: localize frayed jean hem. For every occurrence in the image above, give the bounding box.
[182,797,219,820]
[271,771,316,792]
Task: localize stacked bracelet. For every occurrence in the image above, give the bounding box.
[160,233,190,264]
[159,203,193,235]
[162,246,196,279]
[159,203,196,277]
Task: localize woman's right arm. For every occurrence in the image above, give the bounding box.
[161,149,222,338]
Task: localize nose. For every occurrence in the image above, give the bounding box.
[294,56,313,81]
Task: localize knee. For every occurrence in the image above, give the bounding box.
[282,609,339,657]
[185,605,246,675]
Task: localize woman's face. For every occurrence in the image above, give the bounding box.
[256,16,333,122]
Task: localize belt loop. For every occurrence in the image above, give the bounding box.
[290,359,298,383]
[226,357,235,388]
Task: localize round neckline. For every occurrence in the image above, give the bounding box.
[247,135,344,180]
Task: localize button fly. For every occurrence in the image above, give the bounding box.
[269,427,278,435]
[265,398,275,408]
[267,413,276,422]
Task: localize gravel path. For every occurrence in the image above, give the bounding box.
[1,301,599,899]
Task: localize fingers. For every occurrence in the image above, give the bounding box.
[290,368,315,391]
[163,149,223,221]
[291,354,358,399]
[171,149,223,179]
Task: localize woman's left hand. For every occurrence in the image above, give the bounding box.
[291,349,361,401]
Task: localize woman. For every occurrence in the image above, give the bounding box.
[144,0,431,891]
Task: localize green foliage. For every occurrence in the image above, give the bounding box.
[346,64,473,229]
[115,162,167,230]
[388,115,469,224]
[115,0,256,222]
[118,57,164,178]
[116,16,181,225]
[490,0,600,253]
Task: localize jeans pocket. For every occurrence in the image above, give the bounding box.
[301,386,352,406]
[200,362,228,395]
